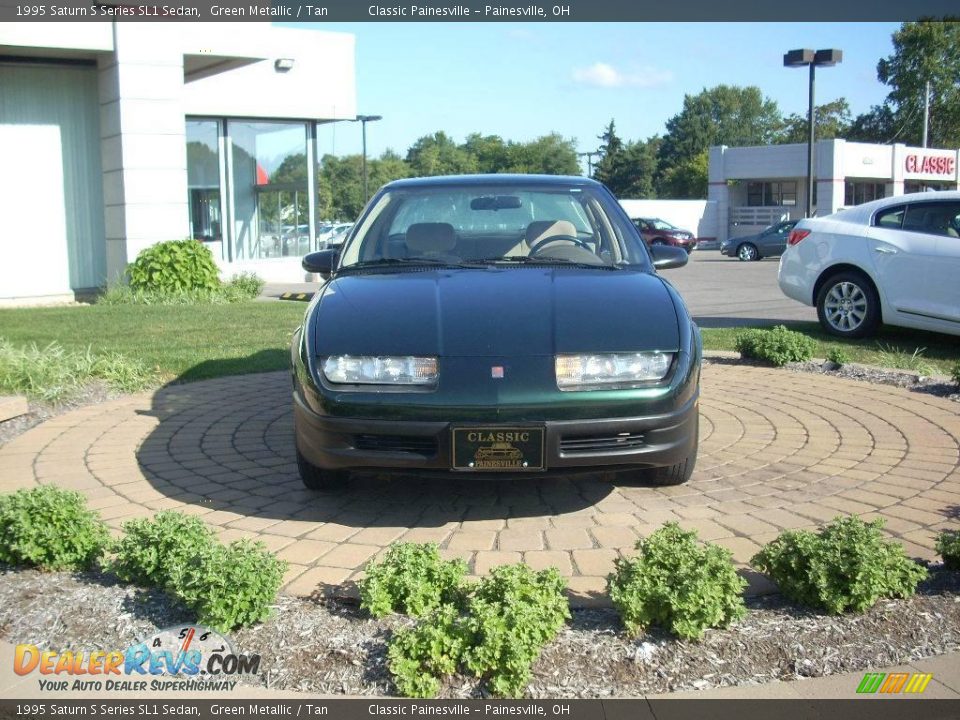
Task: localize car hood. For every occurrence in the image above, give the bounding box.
[311,267,680,357]
[725,232,759,244]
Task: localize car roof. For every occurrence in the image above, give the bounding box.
[381,174,604,190]
[830,190,960,224]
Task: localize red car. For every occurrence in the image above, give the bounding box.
[632,217,698,253]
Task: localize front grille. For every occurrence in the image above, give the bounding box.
[354,434,437,455]
[560,432,645,454]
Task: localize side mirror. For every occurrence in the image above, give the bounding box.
[649,244,689,270]
[302,249,338,278]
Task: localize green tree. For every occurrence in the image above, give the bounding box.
[659,85,782,167]
[877,20,960,147]
[846,104,900,144]
[593,120,625,188]
[778,98,853,144]
[463,133,511,173]
[509,133,580,175]
[406,132,478,176]
[595,132,661,198]
[658,150,708,199]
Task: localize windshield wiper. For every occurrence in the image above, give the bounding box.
[471,256,621,269]
[337,257,483,273]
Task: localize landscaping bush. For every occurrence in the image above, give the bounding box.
[359,542,468,618]
[734,325,817,366]
[170,538,287,632]
[608,523,747,640]
[0,486,109,571]
[462,563,570,697]
[381,558,570,698]
[936,530,960,570]
[128,239,220,294]
[751,516,927,614]
[0,338,158,403]
[826,347,851,367]
[952,361,960,388]
[99,272,264,306]
[107,511,217,587]
[387,604,471,698]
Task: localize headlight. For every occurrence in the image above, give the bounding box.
[555,352,673,390]
[321,355,438,386]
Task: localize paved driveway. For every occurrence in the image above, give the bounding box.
[2,363,957,605]
[264,250,817,329]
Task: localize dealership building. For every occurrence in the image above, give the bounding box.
[708,140,960,243]
[0,22,357,303]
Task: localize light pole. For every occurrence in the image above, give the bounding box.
[355,114,383,202]
[578,150,600,177]
[783,48,842,218]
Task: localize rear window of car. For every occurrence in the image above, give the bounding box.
[873,205,905,229]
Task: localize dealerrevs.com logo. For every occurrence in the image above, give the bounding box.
[14,624,260,692]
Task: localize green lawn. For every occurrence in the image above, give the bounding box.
[0,302,305,384]
[0,304,957,392]
[701,322,959,376]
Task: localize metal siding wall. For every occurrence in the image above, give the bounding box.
[0,63,106,290]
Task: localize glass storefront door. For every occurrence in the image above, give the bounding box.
[186,119,224,259]
[229,121,310,260]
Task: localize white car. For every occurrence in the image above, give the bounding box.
[778,191,960,338]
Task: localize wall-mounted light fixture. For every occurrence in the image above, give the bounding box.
[274,58,295,72]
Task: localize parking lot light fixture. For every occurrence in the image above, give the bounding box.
[783,48,843,218]
[355,114,383,202]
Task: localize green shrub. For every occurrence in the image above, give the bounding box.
[107,511,216,587]
[0,338,158,403]
[224,272,265,300]
[128,239,221,294]
[734,325,817,367]
[382,560,570,698]
[608,523,747,640]
[359,543,468,618]
[936,530,960,570]
[462,564,570,697]
[387,604,471,698]
[826,347,851,366]
[0,486,109,571]
[951,362,960,387]
[874,343,937,376]
[99,271,263,306]
[751,516,927,614]
[171,538,287,632]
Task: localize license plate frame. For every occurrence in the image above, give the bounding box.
[451,426,545,472]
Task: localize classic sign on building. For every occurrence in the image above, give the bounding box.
[904,153,956,177]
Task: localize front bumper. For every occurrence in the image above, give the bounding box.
[294,389,699,478]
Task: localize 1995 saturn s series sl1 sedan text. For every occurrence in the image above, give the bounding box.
[291,175,701,490]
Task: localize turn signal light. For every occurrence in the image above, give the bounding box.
[787,229,811,246]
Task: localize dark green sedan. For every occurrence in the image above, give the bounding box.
[291,175,701,490]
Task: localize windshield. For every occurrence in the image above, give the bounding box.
[338,184,648,269]
[647,218,678,231]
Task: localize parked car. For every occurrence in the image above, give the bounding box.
[721,219,797,261]
[778,191,960,339]
[292,175,702,490]
[631,217,698,253]
[317,222,352,247]
[323,223,353,249]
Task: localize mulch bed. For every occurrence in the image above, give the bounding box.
[1,566,958,698]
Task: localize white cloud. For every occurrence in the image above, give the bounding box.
[571,62,673,89]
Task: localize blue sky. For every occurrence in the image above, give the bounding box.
[286,22,901,169]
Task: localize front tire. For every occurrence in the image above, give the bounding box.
[296,449,349,491]
[815,271,881,339]
[737,243,759,261]
[623,415,698,486]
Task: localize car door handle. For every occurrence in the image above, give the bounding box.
[873,246,897,254]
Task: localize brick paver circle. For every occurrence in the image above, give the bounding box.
[1,364,958,604]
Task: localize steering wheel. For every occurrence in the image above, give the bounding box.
[528,234,594,255]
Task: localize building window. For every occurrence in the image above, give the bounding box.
[186,120,224,257]
[844,181,885,206]
[229,120,310,260]
[746,181,797,207]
